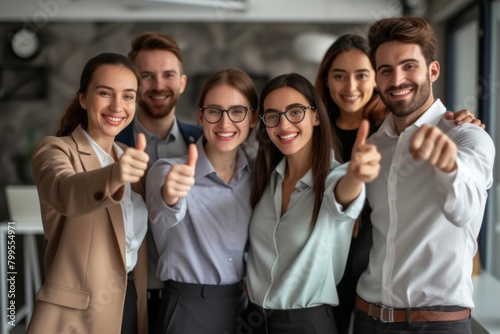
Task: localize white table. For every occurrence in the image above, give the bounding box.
[0,221,43,334]
[472,272,500,334]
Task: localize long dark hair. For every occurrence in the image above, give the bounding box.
[55,53,140,137]
[251,73,338,228]
[314,34,387,161]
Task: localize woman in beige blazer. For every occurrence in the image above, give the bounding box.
[27,53,149,334]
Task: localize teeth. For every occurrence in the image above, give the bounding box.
[151,96,167,100]
[343,96,358,101]
[105,116,123,122]
[217,132,236,138]
[279,133,298,140]
[392,89,411,96]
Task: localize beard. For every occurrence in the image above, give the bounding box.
[380,74,431,118]
[138,89,180,119]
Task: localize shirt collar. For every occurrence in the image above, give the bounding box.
[133,116,181,143]
[193,136,252,181]
[274,157,313,191]
[376,99,445,137]
[82,130,123,167]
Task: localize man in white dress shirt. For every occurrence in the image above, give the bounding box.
[353,16,495,334]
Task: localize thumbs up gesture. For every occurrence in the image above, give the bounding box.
[334,120,381,208]
[409,124,457,173]
[110,133,150,194]
[116,133,150,183]
[348,120,381,183]
[162,143,198,206]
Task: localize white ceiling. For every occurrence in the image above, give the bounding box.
[0,0,403,22]
[0,0,473,23]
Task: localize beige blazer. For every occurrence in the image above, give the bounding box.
[27,125,148,334]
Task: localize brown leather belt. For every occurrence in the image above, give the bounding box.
[355,297,471,323]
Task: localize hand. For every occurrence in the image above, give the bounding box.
[348,120,381,183]
[162,143,198,206]
[110,133,149,193]
[410,124,457,172]
[444,109,485,129]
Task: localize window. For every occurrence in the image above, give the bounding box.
[486,0,500,279]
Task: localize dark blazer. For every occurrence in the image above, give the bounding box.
[27,125,148,334]
[115,117,203,148]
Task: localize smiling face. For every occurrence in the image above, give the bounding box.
[79,64,138,145]
[263,86,320,158]
[134,49,186,119]
[375,40,439,121]
[198,84,257,156]
[327,49,377,116]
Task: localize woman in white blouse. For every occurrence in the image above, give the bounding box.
[28,53,149,334]
[243,73,380,334]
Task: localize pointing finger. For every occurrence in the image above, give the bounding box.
[354,120,370,149]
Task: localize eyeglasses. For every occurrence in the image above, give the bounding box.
[259,106,316,128]
[200,106,252,124]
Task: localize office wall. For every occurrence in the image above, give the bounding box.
[0,20,363,220]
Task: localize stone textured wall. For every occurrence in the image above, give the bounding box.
[0,21,359,220]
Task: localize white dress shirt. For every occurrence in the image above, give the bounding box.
[357,99,495,308]
[84,131,148,273]
[247,154,365,309]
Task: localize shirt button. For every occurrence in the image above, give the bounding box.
[228,257,233,262]
[128,231,134,237]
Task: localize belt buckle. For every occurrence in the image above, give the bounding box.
[373,304,394,323]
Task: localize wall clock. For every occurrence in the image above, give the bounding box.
[9,28,41,60]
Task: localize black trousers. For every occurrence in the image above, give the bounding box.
[155,280,246,334]
[237,302,338,334]
[121,272,138,334]
[148,288,163,334]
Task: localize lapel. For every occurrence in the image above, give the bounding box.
[71,125,127,268]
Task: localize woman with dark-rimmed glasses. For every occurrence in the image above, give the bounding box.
[242,72,381,334]
[146,68,258,334]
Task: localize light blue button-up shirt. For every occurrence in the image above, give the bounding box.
[246,154,365,309]
[146,137,253,285]
[134,117,188,163]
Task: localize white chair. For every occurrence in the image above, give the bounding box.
[1,185,43,333]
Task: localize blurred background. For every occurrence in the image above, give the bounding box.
[0,0,499,332]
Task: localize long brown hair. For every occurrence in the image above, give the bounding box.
[55,53,140,137]
[314,34,387,162]
[250,73,338,228]
[198,68,258,112]
[198,68,259,147]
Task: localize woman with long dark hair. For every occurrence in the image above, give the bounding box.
[28,53,149,334]
[243,73,380,334]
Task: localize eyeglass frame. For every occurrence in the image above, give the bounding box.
[199,106,253,124]
[259,105,316,128]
